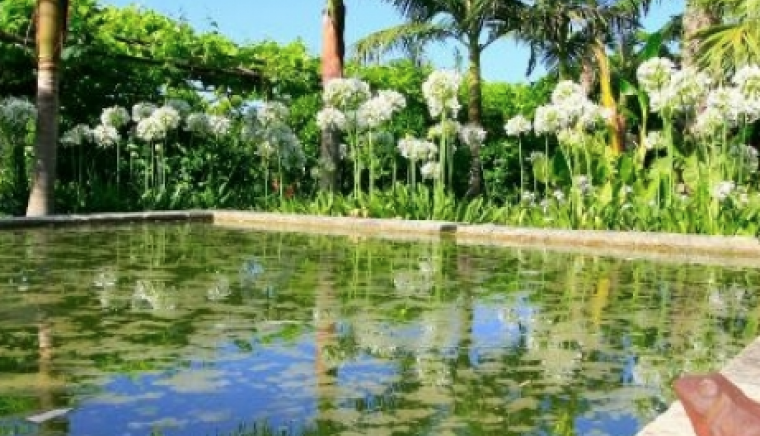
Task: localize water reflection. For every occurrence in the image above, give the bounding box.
[0,223,758,435]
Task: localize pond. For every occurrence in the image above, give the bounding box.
[0,223,758,436]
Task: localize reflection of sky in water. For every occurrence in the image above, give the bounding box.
[67,337,398,436]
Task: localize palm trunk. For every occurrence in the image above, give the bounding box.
[319,0,345,192]
[27,0,67,216]
[592,41,625,155]
[681,0,719,68]
[464,37,483,198]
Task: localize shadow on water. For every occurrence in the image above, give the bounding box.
[0,223,759,435]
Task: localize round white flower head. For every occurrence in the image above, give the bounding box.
[732,65,760,99]
[420,161,441,180]
[636,57,676,93]
[92,124,120,148]
[551,81,586,106]
[504,115,532,136]
[692,106,727,138]
[99,106,130,128]
[61,124,92,147]
[257,101,290,126]
[132,103,157,122]
[323,78,372,110]
[533,104,568,134]
[0,97,37,130]
[185,113,211,136]
[135,117,166,142]
[643,131,667,150]
[579,104,613,130]
[397,137,438,161]
[207,115,231,137]
[712,180,735,201]
[316,107,348,131]
[427,120,461,140]
[377,90,406,111]
[662,68,711,113]
[422,70,462,118]
[459,123,487,147]
[357,98,390,129]
[557,129,587,148]
[152,106,182,131]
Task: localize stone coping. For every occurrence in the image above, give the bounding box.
[1,210,759,267]
[636,336,760,435]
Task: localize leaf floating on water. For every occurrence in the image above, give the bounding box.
[27,408,72,424]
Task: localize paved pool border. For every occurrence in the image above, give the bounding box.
[2,209,760,436]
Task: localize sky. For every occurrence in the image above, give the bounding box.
[99,0,685,83]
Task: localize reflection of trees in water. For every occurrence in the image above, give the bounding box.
[0,225,759,434]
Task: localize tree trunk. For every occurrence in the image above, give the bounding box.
[579,58,595,96]
[27,0,67,216]
[592,41,625,155]
[319,0,345,192]
[681,0,719,68]
[464,37,483,198]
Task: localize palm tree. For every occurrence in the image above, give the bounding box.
[26,0,68,216]
[353,0,524,197]
[320,0,346,192]
[692,0,759,73]
[680,0,718,67]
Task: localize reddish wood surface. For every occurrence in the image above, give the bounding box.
[675,372,760,435]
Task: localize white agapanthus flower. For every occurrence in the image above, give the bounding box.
[316,107,348,131]
[91,124,120,148]
[692,106,728,137]
[0,97,37,129]
[135,118,165,142]
[458,123,487,147]
[397,137,438,162]
[185,112,211,136]
[712,181,735,201]
[636,57,676,93]
[422,70,462,118]
[427,120,461,140]
[376,90,406,112]
[532,104,568,134]
[132,102,157,122]
[256,101,290,126]
[705,87,746,125]
[323,78,372,110]
[99,106,130,128]
[551,81,586,105]
[207,115,232,137]
[420,161,440,180]
[61,124,92,147]
[661,68,712,113]
[151,106,182,130]
[504,115,532,136]
[358,95,397,129]
[732,65,760,99]
[643,131,667,150]
[557,129,587,148]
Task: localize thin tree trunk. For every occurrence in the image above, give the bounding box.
[681,0,719,68]
[464,37,483,198]
[579,58,595,96]
[319,0,345,192]
[593,41,625,155]
[27,0,67,216]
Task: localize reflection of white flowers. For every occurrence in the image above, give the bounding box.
[207,275,232,301]
[132,280,176,311]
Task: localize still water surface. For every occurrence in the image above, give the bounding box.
[0,223,758,436]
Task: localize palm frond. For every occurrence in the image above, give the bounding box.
[350,21,451,65]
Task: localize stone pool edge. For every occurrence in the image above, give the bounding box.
[0,210,213,229]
